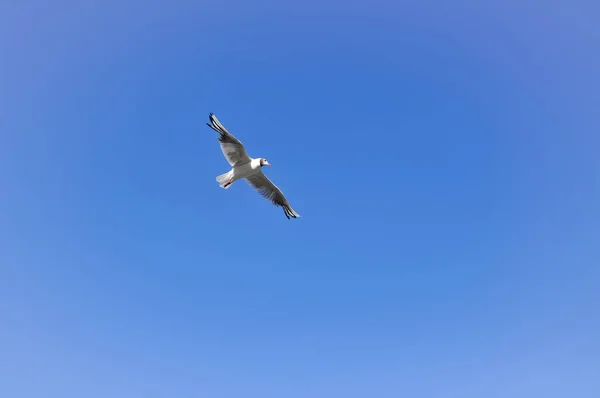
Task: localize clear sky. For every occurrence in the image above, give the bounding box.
[1,1,599,397]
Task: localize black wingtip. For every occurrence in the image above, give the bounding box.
[206,114,219,132]
[282,206,300,219]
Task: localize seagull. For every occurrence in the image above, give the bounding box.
[206,113,301,219]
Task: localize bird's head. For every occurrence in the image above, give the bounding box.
[260,158,271,167]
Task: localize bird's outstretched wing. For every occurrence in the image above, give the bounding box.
[206,113,251,166]
[245,171,301,219]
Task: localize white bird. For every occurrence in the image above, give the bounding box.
[206,113,301,219]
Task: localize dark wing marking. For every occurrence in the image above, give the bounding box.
[245,171,301,219]
[206,113,251,166]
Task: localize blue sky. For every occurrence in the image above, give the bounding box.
[1,1,598,397]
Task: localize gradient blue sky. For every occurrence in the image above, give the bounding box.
[1,1,599,397]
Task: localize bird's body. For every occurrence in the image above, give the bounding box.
[206,113,301,219]
[216,158,262,189]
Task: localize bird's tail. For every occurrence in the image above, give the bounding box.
[216,170,234,189]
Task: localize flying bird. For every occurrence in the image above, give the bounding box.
[206,113,301,219]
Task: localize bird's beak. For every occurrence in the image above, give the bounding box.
[265,161,271,166]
